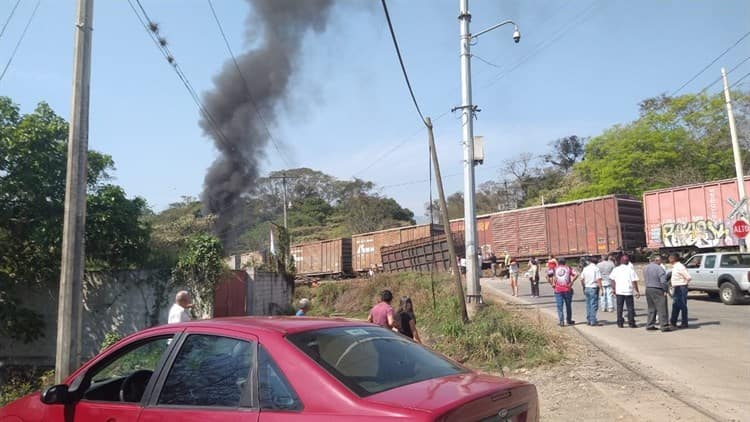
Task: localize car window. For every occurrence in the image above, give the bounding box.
[258,345,302,411]
[703,255,716,269]
[685,256,702,269]
[721,254,750,268]
[84,335,173,402]
[157,334,255,408]
[287,326,466,397]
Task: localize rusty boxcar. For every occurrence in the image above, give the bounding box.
[643,177,750,250]
[290,238,352,277]
[449,214,494,256]
[381,234,465,273]
[488,195,644,260]
[351,224,444,272]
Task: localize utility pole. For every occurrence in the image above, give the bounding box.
[269,173,296,230]
[458,0,481,306]
[56,0,94,383]
[722,67,748,252]
[426,117,469,323]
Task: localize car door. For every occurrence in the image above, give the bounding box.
[690,254,717,290]
[138,329,260,422]
[52,333,178,422]
[256,345,306,421]
[683,255,704,289]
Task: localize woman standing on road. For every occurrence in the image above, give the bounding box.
[509,259,520,296]
[396,296,421,343]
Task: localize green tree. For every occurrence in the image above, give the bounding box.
[171,234,226,318]
[564,91,749,199]
[0,97,149,343]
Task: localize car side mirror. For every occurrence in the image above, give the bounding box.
[40,384,69,405]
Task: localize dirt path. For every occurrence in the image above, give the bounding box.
[482,290,722,421]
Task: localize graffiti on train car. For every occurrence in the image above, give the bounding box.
[660,219,732,247]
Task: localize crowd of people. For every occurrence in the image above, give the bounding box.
[486,252,693,331]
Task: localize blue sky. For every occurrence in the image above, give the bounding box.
[2,0,749,218]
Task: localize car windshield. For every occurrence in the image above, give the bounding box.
[287,326,466,397]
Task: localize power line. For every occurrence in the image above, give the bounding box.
[698,56,750,93]
[0,0,40,84]
[380,0,426,126]
[126,0,236,155]
[731,70,750,89]
[481,1,602,90]
[671,29,750,96]
[206,0,294,169]
[0,0,22,42]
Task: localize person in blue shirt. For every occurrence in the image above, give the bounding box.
[296,298,311,316]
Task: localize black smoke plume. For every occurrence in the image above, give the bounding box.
[200,0,333,243]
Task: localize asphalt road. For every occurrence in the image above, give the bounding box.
[481,274,750,422]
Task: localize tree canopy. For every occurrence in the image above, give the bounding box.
[0,97,150,343]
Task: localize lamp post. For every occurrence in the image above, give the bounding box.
[458,0,519,306]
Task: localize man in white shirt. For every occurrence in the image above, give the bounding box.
[168,290,193,324]
[580,257,603,326]
[668,253,692,328]
[610,256,640,328]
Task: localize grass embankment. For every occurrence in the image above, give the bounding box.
[295,273,565,372]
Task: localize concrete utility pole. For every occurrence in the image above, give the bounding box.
[56,0,94,383]
[458,0,519,308]
[722,67,749,252]
[458,0,481,305]
[426,117,469,323]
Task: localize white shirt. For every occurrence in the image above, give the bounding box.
[581,263,602,288]
[168,303,191,324]
[611,265,639,295]
[670,262,691,286]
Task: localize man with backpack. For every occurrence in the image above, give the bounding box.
[550,257,577,327]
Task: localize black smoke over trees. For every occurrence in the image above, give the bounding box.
[200,0,334,245]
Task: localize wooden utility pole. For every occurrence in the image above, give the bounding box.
[426,117,469,323]
[56,0,94,383]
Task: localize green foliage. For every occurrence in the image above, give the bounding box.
[100,330,123,352]
[0,368,54,406]
[0,96,149,343]
[296,274,565,371]
[144,198,215,268]
[564,91,750,199]
[172,234,227,317]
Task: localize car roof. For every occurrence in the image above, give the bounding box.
[152,316,371,336]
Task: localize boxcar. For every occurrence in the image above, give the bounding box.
[489,195,645,260]
[449,214,494,256]
[290,238,352,277]
[351,224,443,272]
[643,177,750,250]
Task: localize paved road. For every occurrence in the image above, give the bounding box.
[481,275,750,422]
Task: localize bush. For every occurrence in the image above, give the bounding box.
[0,368,54,406]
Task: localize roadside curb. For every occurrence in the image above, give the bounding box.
[480,278,730,422]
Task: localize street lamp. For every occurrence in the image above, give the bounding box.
[458,0,520,306]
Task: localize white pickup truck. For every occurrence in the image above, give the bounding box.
[683,252,750,305]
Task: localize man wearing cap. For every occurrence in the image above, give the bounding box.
[610,255,641,328]
[550,257,577,327]
[296,298,311,316]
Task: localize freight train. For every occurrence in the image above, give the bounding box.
[226,177,749,278]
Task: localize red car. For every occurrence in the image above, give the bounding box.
[1,317,538,421]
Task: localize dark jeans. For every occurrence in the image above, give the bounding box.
[616,294,635,326]
[530,277,540,296]
[646,287,669,329]
[671,285,689,326]
[555,291,573,323]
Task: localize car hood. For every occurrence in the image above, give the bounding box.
[364,373,537,420]
[0,392,46,421]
